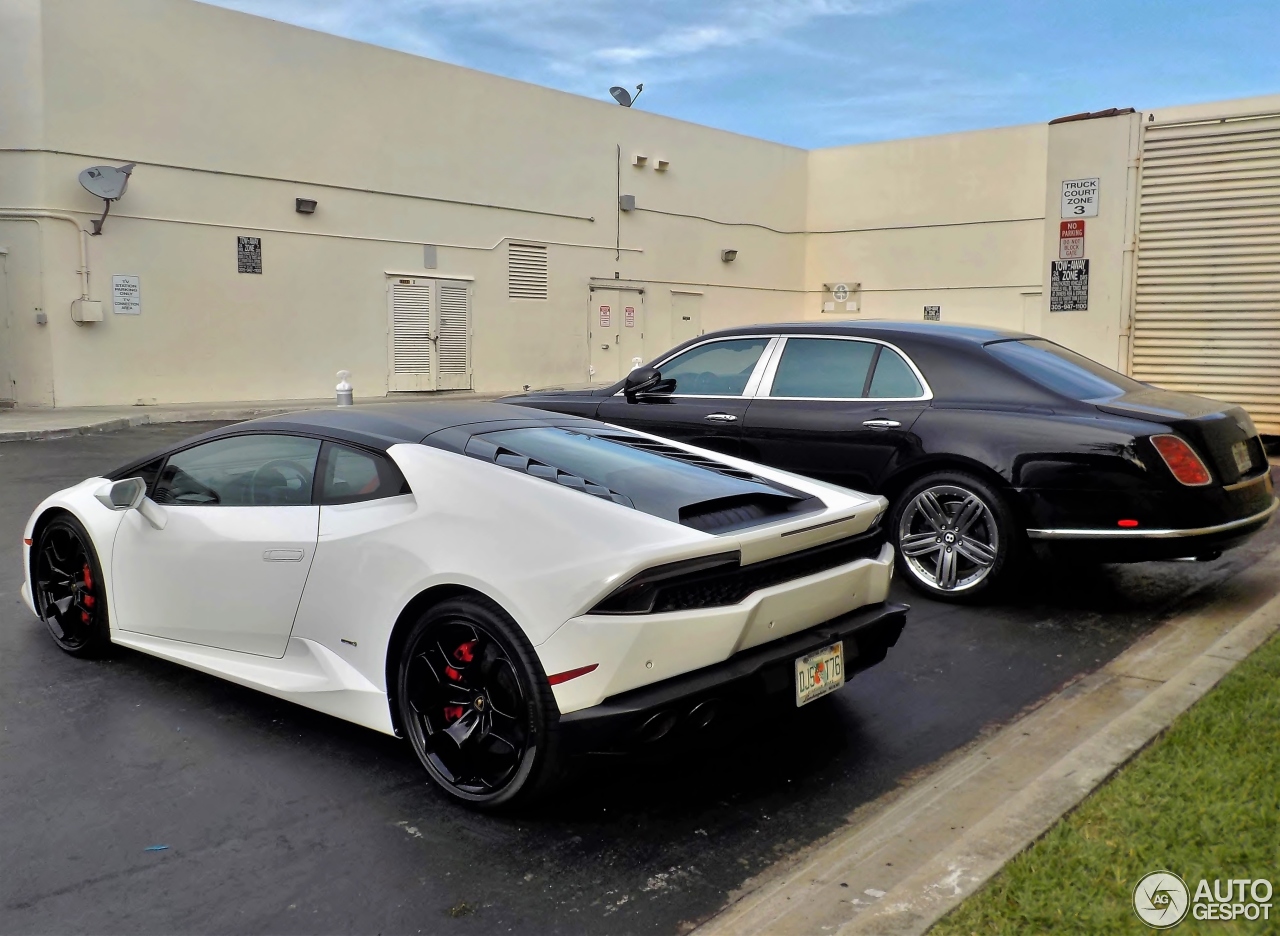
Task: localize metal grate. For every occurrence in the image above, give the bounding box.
[391,282,432,374]
[437,282,470,377]
[508,243,549,299]
[1132,112,1280,433]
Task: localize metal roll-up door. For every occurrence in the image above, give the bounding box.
[1132,111,1280,433]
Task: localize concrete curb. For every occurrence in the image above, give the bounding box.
[696,546,1280,936]
[0,393,505,442]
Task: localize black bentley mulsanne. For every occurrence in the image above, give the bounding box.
[506,322,1277,602]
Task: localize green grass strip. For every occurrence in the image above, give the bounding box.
[932,629,1280,935]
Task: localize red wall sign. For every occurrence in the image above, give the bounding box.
[1059,220,1085,259]
[599,305,611,327]
[624,306,635,328]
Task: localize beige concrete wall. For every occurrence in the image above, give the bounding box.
[804,124,1048,330]
[6,0,810,406]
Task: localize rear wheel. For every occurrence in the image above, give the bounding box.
[890,471,1016,602]
[32,515,112,657]
[395,596,563,809]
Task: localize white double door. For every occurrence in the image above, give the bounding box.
[589,288,647,384]
[388,276,472,392]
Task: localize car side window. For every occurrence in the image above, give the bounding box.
[868,347,925,398]
[658,338,771,396]
[318,443,410,505]
[769,338,877,398]
[153,435,321,507]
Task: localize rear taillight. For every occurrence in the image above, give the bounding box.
[1150,434,1212,486]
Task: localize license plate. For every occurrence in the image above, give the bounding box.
[1232,440,1254,475]
[795,641,844,707]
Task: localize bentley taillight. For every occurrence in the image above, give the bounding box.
[1150,435,1213,486]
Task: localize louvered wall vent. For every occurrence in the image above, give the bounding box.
[508,243,549,299]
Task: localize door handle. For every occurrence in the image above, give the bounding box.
[704,413,738,423]
[263,549,305,562]
[862,419,901,429]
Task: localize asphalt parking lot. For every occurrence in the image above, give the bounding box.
[2,423,1277,935]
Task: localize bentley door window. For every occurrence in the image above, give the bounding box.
[153,435,321,506]
[659,338,771,396]
[319,443,410,505]
[768,338,877,398]
[868,347,926,398]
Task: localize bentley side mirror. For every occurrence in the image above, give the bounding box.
[94,477,168,530]
[623,366,674,402]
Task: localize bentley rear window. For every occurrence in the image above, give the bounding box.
[986,338,1145,402]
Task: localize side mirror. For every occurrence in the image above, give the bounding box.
[623,366,674,402]
[93,477,168,530]
[95,477,146,511]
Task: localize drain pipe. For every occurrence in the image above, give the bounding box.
[0,210,91,299]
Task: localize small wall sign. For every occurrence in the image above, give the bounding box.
[598,305,611,327]
[237,236,262,274]
[1059,220,1085,259]
[924,306,941,321]
[111,275,141,314]
[1050,259,1090,311]
[624,306,635,327]
[1061,178,1099,218]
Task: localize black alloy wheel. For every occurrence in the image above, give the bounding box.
[890,470,1017,602]
[33,515,112,657]
[397,596,563,808]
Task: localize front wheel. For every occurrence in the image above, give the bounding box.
[395,596,563,809]
[32,514,113,657]
[889,471,1017,602]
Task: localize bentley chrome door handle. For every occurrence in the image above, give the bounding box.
[862,419,901,429]
[704,413,738,423]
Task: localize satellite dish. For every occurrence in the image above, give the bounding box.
[79,164,135,200]
[609,83,644,108]
[78,163,135,235]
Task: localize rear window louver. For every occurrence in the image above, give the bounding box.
[679,494,801,533]
[593,433,762,482]
[464,437,634,508]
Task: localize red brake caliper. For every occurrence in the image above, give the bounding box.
[443,641,476,721]
[81,564,93,621]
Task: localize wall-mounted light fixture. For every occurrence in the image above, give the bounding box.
[632,154,648,167]
[720,249,738,262]
[655,159,670,172]
[295,198,318,214]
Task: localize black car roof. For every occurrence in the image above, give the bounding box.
[106,402,593,478]
[698,320,1032,345]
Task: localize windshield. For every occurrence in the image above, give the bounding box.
[985,339,1146,402]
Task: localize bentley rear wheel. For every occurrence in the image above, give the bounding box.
[33,514,112,657]
[890,471,1016,602]
[396,596,563,809]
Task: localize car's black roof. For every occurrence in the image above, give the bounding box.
[107,402,592,478]
[698,320,1031,345]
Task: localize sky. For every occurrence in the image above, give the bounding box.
[202,0,1280,148]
